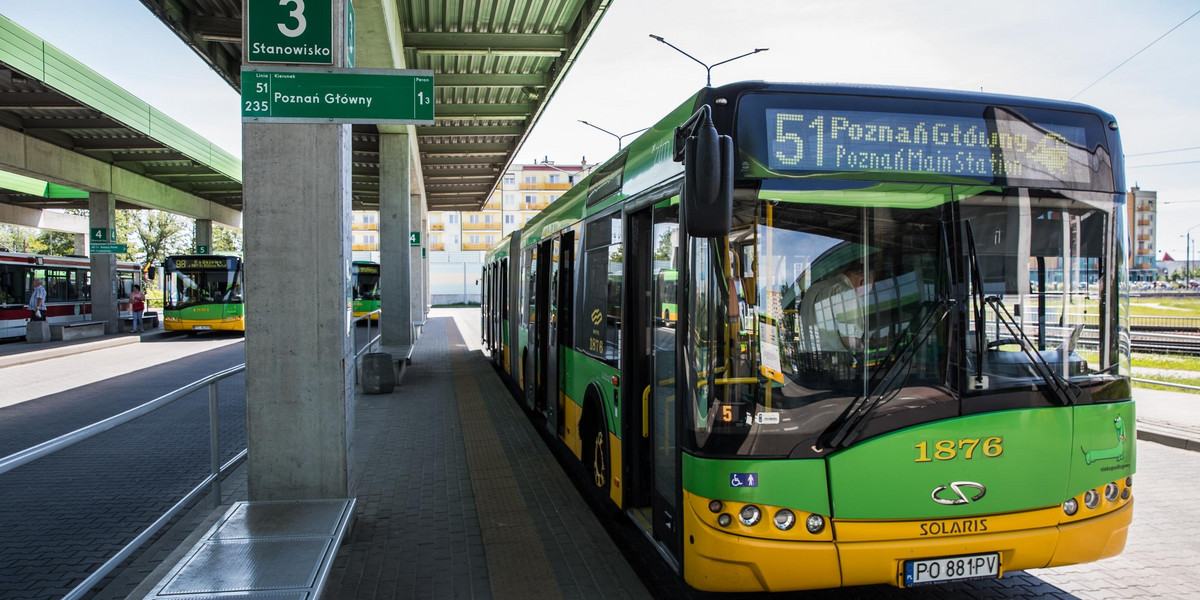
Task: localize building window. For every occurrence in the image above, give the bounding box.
[485,235,496,244]
[504,175,515,186]
[549,174,560,184]
[448,214,458,224]
[525,194,537,204]
[469,235,480,244]
[469,214,480,223]
[524,175,537,184]
[505,214,515,224]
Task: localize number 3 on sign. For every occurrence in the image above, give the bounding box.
[278,0,307,38]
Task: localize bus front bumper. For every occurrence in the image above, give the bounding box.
[682,496,1132,592]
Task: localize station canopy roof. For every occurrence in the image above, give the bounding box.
[139,0,611,212]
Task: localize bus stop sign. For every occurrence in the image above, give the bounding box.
[241,66,434,125]
[246,0,334,65]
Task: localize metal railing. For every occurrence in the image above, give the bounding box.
[353,309,383,380]
[0,364,248,600]
[1134,377,1200,392]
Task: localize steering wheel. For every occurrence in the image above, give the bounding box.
[987,338,1022,350]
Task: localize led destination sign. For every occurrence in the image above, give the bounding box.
[170,258,236,270]
[765,108,1095,186]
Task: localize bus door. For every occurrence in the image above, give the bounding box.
[533,238,554,421]
[623,200,682,561]
[553,232,574,438]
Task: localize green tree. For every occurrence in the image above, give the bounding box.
[0,224,36,253]
[212,224,243,254]
[117,210,193,266]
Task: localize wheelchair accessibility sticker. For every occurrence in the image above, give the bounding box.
[730,473,758,487]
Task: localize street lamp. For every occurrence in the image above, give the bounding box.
[1187,224,1200,291]
[649,34,768,87]
[578,120,649,151]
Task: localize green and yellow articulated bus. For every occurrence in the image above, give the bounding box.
[351,261,381,320]
[162,254,244,333]
[482,81,1133,593]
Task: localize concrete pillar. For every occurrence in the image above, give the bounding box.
[421,209,429,318]
[73,233,88,257]
[410,192,423,328]
[243,122,354,501]
[88,192,118,333]
[195,219,213,254]
[379,133,413,348]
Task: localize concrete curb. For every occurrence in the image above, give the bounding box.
[1138,420,1200,453]
[0,332,159,369]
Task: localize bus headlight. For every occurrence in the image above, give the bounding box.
[738,505,761,526]
[805,514,825,534]
[1083,490,1100,509]
[1063,498,1078,516]
[773,509,796,531]
[717,514,732,527]
[708,500,723,514]
[1104,482,1119,502]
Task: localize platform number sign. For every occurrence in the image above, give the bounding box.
[90,227,109,243]
[246,0,334,65]
[410,232,421,246]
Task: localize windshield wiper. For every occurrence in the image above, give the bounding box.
[817,221,957,452]
[817,298,951,451]
[963,222,1077,406]
[981,296,1079,406]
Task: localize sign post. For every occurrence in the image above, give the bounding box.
[245,0,334,65]
[242,67,434,125]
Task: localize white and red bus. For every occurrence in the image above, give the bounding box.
[0,251,143,340]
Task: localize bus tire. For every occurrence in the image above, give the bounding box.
[582,391,610,494]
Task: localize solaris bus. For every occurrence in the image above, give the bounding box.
[162,254,244,333]
[351,261,381,320]
[482,81,1133,592]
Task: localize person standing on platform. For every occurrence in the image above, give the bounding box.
[130,284,146,332]
[28,277,46,321]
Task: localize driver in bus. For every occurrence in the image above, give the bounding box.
[799,262,865,357]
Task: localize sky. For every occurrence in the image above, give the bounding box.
[1,0,1197,256]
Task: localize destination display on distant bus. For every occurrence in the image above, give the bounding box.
[760,107,1101,187]
[169,257,237,270]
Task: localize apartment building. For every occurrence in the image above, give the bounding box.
[1127,186,1157,282]
[351,160,589,302]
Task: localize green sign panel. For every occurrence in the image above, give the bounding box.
[196,245,210,255]
[246,0,334,65]
[410,231,421,246]
[89,227,109,243]
[91,243,127,254]
[241,66,435,125]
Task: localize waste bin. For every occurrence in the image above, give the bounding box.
[361,352,396,394]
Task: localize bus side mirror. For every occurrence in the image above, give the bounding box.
[681,114,734,238]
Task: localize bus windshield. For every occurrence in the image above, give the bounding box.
[686,183,1125,458]
[353,263,381,301]
[164,258,242,308]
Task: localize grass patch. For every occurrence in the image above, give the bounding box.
[1130,297,1200,318]
[1132,353,1200,371]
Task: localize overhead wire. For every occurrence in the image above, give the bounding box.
[1127,146,1200,157]
[1069,8,1200,100]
